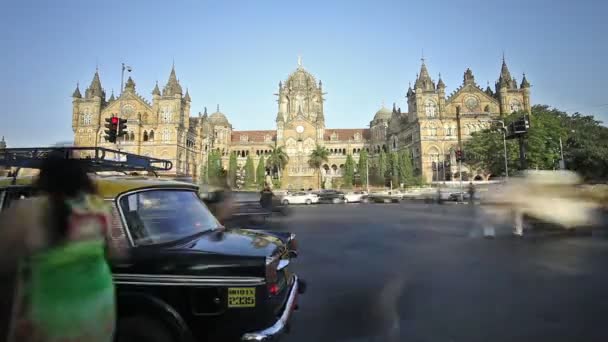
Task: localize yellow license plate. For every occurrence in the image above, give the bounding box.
[228,287,256,308]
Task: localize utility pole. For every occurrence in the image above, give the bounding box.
[366,156,369,193]
[492,120,509,179]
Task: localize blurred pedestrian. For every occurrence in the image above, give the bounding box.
[0,153,119,342]
[468,182,476,205]
[259,184,274,210]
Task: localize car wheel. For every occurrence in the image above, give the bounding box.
[344,198,349,204]
[282,199,289,205]
[116,316,176,342]
[305,199,312,205]
[332,198,339,204]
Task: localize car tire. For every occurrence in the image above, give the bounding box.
[305,199,312,205]
[282,200,289,205]
[116,316,176,342]
[344,198,349,204]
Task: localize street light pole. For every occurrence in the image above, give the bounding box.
[366,155,369,193]
[493,120,509,179]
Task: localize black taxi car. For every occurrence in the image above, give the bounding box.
[0,147,304,342]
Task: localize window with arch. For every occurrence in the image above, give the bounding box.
[143,131,149,142]
[149,130,155,141]
[83,110,92,125]
[425,100,437,118]
[446,126,453,136]
[428,148,440,163]
[161,128,171,142]
[129,132,135,141]
[161,107,172,123]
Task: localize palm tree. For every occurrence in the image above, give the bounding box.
[308,145,329,189]
[266,143,289,181]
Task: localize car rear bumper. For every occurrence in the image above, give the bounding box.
[241,275,301,341]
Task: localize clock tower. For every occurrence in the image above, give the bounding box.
[275,58,326,189]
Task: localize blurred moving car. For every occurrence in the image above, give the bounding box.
[368,190,402,203]
[317,190,346,204]
[344,191,369,203]
[281,191,319,205]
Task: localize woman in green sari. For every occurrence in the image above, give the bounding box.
[1,154,119,342]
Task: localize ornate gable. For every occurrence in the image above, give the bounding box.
[445,83,500,116]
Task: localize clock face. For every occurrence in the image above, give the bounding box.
[296,125,304,133]
[122,104,134,115]
[465,97,479,111]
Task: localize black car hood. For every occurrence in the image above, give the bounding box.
[169,228,284,258]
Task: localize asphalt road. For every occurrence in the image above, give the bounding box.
[268,202,608,342]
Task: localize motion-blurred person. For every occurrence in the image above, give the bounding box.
[468,182,476,205]
[0,153,118,342]
[202,179,235,226]
[259,184,274,210]
[480,170,600,238]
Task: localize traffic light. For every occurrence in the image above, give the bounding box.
[117,118,128,138]
[104,116,119,143]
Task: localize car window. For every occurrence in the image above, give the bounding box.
[119,189,220,246]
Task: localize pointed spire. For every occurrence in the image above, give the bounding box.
[203,106,208,118]
[279,81,282,89]
[392,102,397,113]
[485,81,493,96]
[318,80,322,88]
[216,104,220,113]
[184,88,191,102]
[163,64,182,96]
[85,69,105,99]
[520,73,530,88]
[109,89,115,101]
[72,82,82,98]
[437,72,445,90]
[297,55,302,68]
[124,76,136,91]
[152,81,161,96]
[415,58,433,91]
[0,136,6,149]
[463,68,475,85]
[406,81,414,97]
[498,54,513,88]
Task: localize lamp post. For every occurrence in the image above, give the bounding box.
[493,120,509,179]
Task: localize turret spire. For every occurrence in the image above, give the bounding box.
[415,58,434,91]
[184,88,191,102]
[109,89,115,101]
[163,64,182,96]
[152,81,161,96]
[72,82,82,98]
[437,72,445,90]
[0,136,6,150]
[85,69,105,99]
[520,73,530,88]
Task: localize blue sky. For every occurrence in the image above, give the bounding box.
[1,0,607,147]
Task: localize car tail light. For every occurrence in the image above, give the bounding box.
[265,255,280,296]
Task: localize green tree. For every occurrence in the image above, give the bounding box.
[267,143,289,180]
[198,162,207,186]
[389,152,399,187]
[308,145,329,189]
[398,149,415,186]
[244,155,256,187]
[256,156,266,188]
[228,152,237,188]
[343,154,355,188]
[357,149,369,188]
[374,150,388,186]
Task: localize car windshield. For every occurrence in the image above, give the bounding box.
[119,189,220,246]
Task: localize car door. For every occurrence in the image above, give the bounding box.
[293,192,305,204]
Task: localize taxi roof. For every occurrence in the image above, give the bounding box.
[0,175,198,198]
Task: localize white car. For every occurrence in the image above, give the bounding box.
[281,192,319,205]
[344,191,369,203]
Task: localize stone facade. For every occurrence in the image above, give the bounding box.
[72,57,530,186]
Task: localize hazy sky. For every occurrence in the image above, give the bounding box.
[1,0,606,147]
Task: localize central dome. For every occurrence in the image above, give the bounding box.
[373,105,392,121]
[285,59,318,90]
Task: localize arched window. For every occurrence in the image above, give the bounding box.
[425,100,437,118]
[149,130,155,141]
[143,131,148,142]
[446,126,453,136]
[161,128,171,142]
[83,112,92,125]
[129,132,135,141]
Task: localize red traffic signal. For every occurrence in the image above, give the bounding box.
[111,117,119,125]
[104,116,119,143]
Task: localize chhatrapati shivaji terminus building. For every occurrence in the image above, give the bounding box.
[72,57,530,187]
